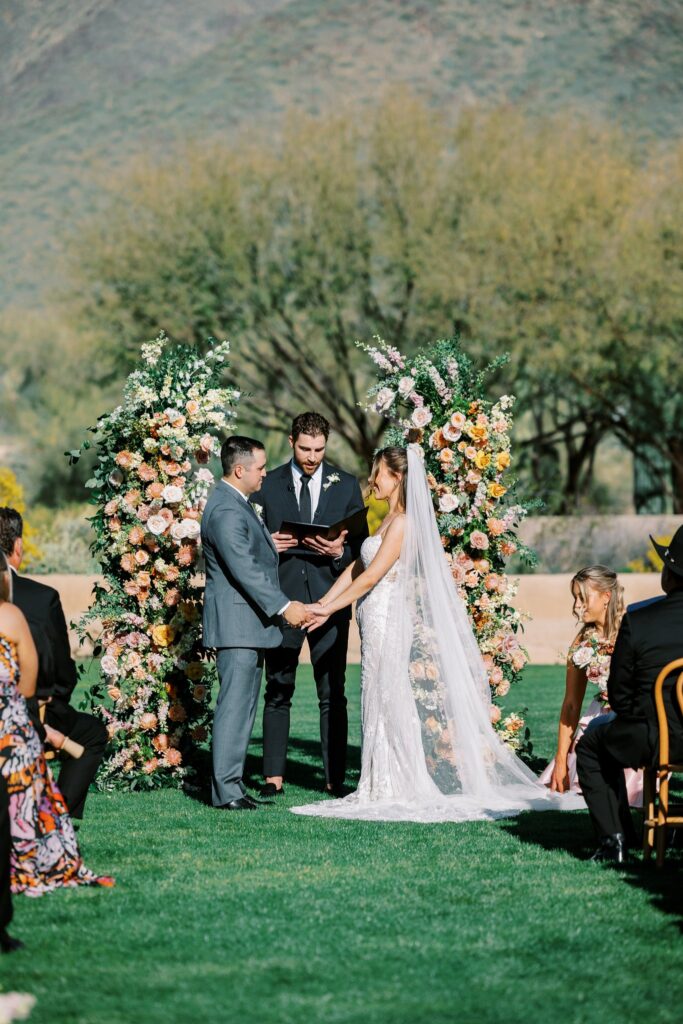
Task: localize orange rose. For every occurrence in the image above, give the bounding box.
[128,526,145,545]
[136,571,151,589]
[139,713,158,732]
[438,448,454,465]
[115,451,134,469]
[164,588,181,607]
[151,624,175,647]
[138,463,157,482]
[120,553,136,573]
[146,482,165,500]
[468,425,488,443]
[186,400,200,417]
[134,549,149,566]
[152,734,169,752]
[164,748,182,767]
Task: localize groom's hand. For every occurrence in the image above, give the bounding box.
[283,600,308,627]
[303,529,348,559]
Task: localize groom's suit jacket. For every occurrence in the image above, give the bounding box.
[251,460,368,617]
[605,588,683,767]
[201,481,289,649]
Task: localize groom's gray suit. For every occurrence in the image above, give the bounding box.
[201,480,289,806]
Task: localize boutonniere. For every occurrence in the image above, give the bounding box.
[323,473,340,491]
[252,503,264,522]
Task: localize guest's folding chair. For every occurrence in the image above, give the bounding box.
[642,657,683,867]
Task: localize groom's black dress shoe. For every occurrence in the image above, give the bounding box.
[325,783,350,798]
[589,833,628,865]
[1,930,24,954]
[219,797,258,811]
[261,783,285,798]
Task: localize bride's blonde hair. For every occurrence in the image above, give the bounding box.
[571,564,624,642]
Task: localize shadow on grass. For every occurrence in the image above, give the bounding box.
[183,736,362,806]
[502,809,683,929]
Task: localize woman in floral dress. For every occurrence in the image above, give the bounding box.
[0,551,113,896]
[541,564,642,806]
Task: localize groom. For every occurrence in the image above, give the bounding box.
[201,436,308,810]
[252,412,368,797]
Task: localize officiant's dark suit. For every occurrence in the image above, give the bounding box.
[252,457,367,789]
[577,528,683,856]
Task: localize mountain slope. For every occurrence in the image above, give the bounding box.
[1,0,683,306]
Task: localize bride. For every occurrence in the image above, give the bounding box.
[291,444,584,822]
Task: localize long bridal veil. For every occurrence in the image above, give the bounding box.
[292,444,584,822]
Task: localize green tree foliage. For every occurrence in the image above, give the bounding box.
[11,94,683,510]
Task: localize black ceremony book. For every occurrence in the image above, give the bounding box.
[279,505,369,545]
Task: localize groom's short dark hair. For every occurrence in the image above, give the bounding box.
[291,412,330,441]
[220,436,265,476]
[0,507,23,556]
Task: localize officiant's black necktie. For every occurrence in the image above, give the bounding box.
[298,473,312,522]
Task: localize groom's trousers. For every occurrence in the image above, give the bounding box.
[211,648,264,806]
[263,616,349,785]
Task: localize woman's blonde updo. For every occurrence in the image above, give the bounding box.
[368,446,408,510]
[571,564,624,642]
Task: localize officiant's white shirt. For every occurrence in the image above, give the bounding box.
[290,460,323,518]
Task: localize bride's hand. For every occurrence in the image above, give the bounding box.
[305,603,330,632]
[549,760,570,793]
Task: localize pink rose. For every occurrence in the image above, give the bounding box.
[469,531,489,551]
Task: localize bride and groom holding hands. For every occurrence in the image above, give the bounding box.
[201,410,581,822]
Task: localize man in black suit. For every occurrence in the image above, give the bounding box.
[576,526,683,863]
[0,775,22,954]
[252,412,368,796]
[0,507,108,820]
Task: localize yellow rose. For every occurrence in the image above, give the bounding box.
[151,624,175,647]
[496,452,511,471]
[488,482,507,499]
[467,425,488,443]
[474,451,491,470]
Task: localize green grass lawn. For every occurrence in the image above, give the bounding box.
[5,665,682,1024]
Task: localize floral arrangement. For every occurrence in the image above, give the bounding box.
[70,334,239,788]
[0,991,36,1024]
[569,631,614,704]
[362,336,535,755]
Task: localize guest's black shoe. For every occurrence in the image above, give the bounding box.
[1,930,24,954]
[261,783,285,798]
[218,797,258,811]
[589,833,628,865]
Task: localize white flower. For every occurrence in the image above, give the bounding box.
[398,376,414,396]
[170,521,186,541]
[252,503,264,521]
[180,518,200,540]
[374,387,396,413]
[147,514,168,535]
[161,484,183,504]
[143,438,158,453]
[438,493,459,513]
[442,422,462,442]
[194,468,214,483]
[323,473,341,491]
[101,654,119,677]
[572,645,594,669]
[411,407,433,428]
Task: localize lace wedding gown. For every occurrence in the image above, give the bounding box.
[292,445,585,823]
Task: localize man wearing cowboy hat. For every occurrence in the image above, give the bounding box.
[576,525,683,864]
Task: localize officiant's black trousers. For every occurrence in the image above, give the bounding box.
[0,775,13,930]
[263,617,349,785]
[576,727,635,841]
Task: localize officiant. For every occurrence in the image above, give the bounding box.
[251,412,368,797]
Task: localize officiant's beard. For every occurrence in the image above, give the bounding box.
[290,433,326,477]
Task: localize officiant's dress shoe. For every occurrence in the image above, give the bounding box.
[219,797,258,811]
[589,833,628,865]
[261,783,285,798]
[1,930,24,954]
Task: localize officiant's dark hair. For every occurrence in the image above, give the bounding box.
[291,412,330,441]
[221,436,265,476]
[0,506,23,557]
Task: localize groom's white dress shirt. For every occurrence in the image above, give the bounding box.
[222,479,290,616]
[291,460,323,518]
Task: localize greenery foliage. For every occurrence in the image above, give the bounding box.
[72,335,239,789]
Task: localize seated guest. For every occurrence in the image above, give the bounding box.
[0,775,22,953]
[576,527,683,863]
[541,565,642,806]
[0,507,108,819]
[0,550,113,894]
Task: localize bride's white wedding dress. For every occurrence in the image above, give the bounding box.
[291,446,585,823]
